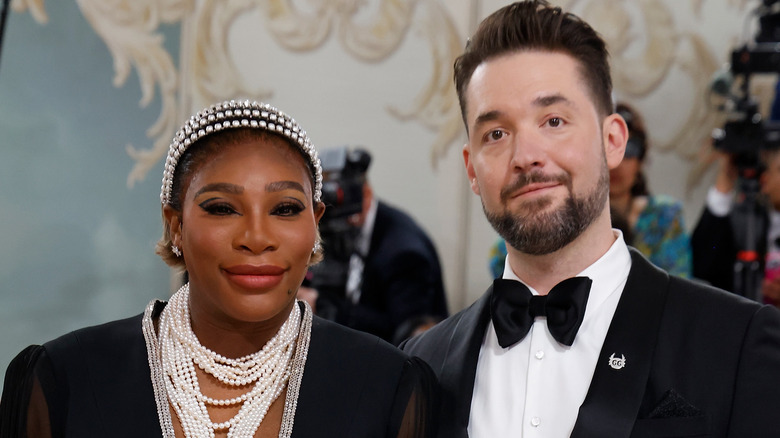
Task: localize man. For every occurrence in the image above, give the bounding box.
[401,1,780,437]
[693,148,780,304]
[301,147,448,342]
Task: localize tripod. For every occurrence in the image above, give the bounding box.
[730,175,768,301]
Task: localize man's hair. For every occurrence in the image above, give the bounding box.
[454,0,613,126]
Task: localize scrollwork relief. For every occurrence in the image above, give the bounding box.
[15,0,758,185]
[192,0,462,164]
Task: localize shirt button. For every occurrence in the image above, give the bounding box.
[535,350,545,360]
[531,417,541,427]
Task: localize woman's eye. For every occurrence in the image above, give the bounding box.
[272,201,305,217]
[200,202,237,216]
[547,117,562,128]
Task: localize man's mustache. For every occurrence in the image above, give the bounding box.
[500,171,570,203]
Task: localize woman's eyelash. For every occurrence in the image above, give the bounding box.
[199,201,237,215]
[272,201,305,216]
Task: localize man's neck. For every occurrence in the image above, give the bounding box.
[506,214,617,295]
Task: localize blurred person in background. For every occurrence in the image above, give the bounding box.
[298,146,448,344]
[692,145,780,306]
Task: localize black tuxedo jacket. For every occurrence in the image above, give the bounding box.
[402,249,780,437]
[336,201,448,342]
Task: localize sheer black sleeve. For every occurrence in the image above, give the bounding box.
[388,356,439,438]
[0,345,55,438]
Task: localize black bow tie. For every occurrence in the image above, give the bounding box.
[490,277,592,348]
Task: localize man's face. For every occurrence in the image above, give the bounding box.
[462,51,626,255]
[762,152,780,211]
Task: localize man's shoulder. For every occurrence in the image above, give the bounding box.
[375,201,428,237]
[666,274,779,323]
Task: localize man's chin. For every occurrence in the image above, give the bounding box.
[502,196,556,218]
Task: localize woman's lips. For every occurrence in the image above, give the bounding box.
[223,265,285,290]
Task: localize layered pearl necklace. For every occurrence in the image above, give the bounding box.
[142,284,312,438]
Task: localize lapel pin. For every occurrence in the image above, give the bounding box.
[608,353,626,370]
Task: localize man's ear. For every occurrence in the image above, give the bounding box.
[163,205,183,247]
[463,143,481,195]
[603,113,629,169]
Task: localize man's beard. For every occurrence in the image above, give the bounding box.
[484,164,609,256]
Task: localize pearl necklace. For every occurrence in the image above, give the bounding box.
[142,284,312,438]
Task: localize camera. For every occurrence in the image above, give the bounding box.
[712,0,780,172]
[305,146,372,299]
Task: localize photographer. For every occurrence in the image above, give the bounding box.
[692,145,780,305]
[299,147,448,343]
[692,1,780,304]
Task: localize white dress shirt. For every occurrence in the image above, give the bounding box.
[468,231,632,437]
[345,197,378,304]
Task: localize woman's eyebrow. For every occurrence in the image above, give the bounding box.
[193,183,243,198]
[266,181,305,194]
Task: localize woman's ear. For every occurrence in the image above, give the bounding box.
[163,204,183,247]
[313,201,326,226]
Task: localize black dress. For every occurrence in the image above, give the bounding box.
[0,301,437,437]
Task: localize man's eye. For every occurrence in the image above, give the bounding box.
[489,130,504,141]
[547,117,562,127]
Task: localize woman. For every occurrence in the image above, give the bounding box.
[0,100,436,437]
[607,102,692,278]
[488,103,692,278]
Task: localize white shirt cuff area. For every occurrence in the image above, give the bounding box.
[706,186,735,217]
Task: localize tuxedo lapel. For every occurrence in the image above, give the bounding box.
[436,291,492,438]
[571,249,670,437]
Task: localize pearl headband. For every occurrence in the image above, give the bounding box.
[160,99,323,205]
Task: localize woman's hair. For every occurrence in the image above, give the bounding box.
[156,101,324,269]
[616,102,650,197]
[454,0,613,127]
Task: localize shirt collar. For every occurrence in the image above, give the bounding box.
[501,230,632,306]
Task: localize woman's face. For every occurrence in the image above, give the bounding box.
[167,135,324,327]
[609,156,641,198]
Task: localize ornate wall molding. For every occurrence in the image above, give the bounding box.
[16,0,758,188]
[14,0,463,185]
[75,0,191,188]
[191,0,463,164]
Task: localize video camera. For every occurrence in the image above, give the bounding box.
[305,146,372,298]
[712,0,780,173]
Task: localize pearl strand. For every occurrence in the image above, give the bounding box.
[143,289,313,438]
[159,284,298,437]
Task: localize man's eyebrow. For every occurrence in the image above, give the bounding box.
[472,110,503,130]
[193,183,243,198]
[533,93,574,108]
[266,180,306,194]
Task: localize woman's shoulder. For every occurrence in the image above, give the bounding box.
[44,311,146,354]
[42,301,164,369]
[309,314,409,362]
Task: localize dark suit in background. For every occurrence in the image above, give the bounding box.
[692,201,768,296]
[335,201,448,342]
[402,249,780,437]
